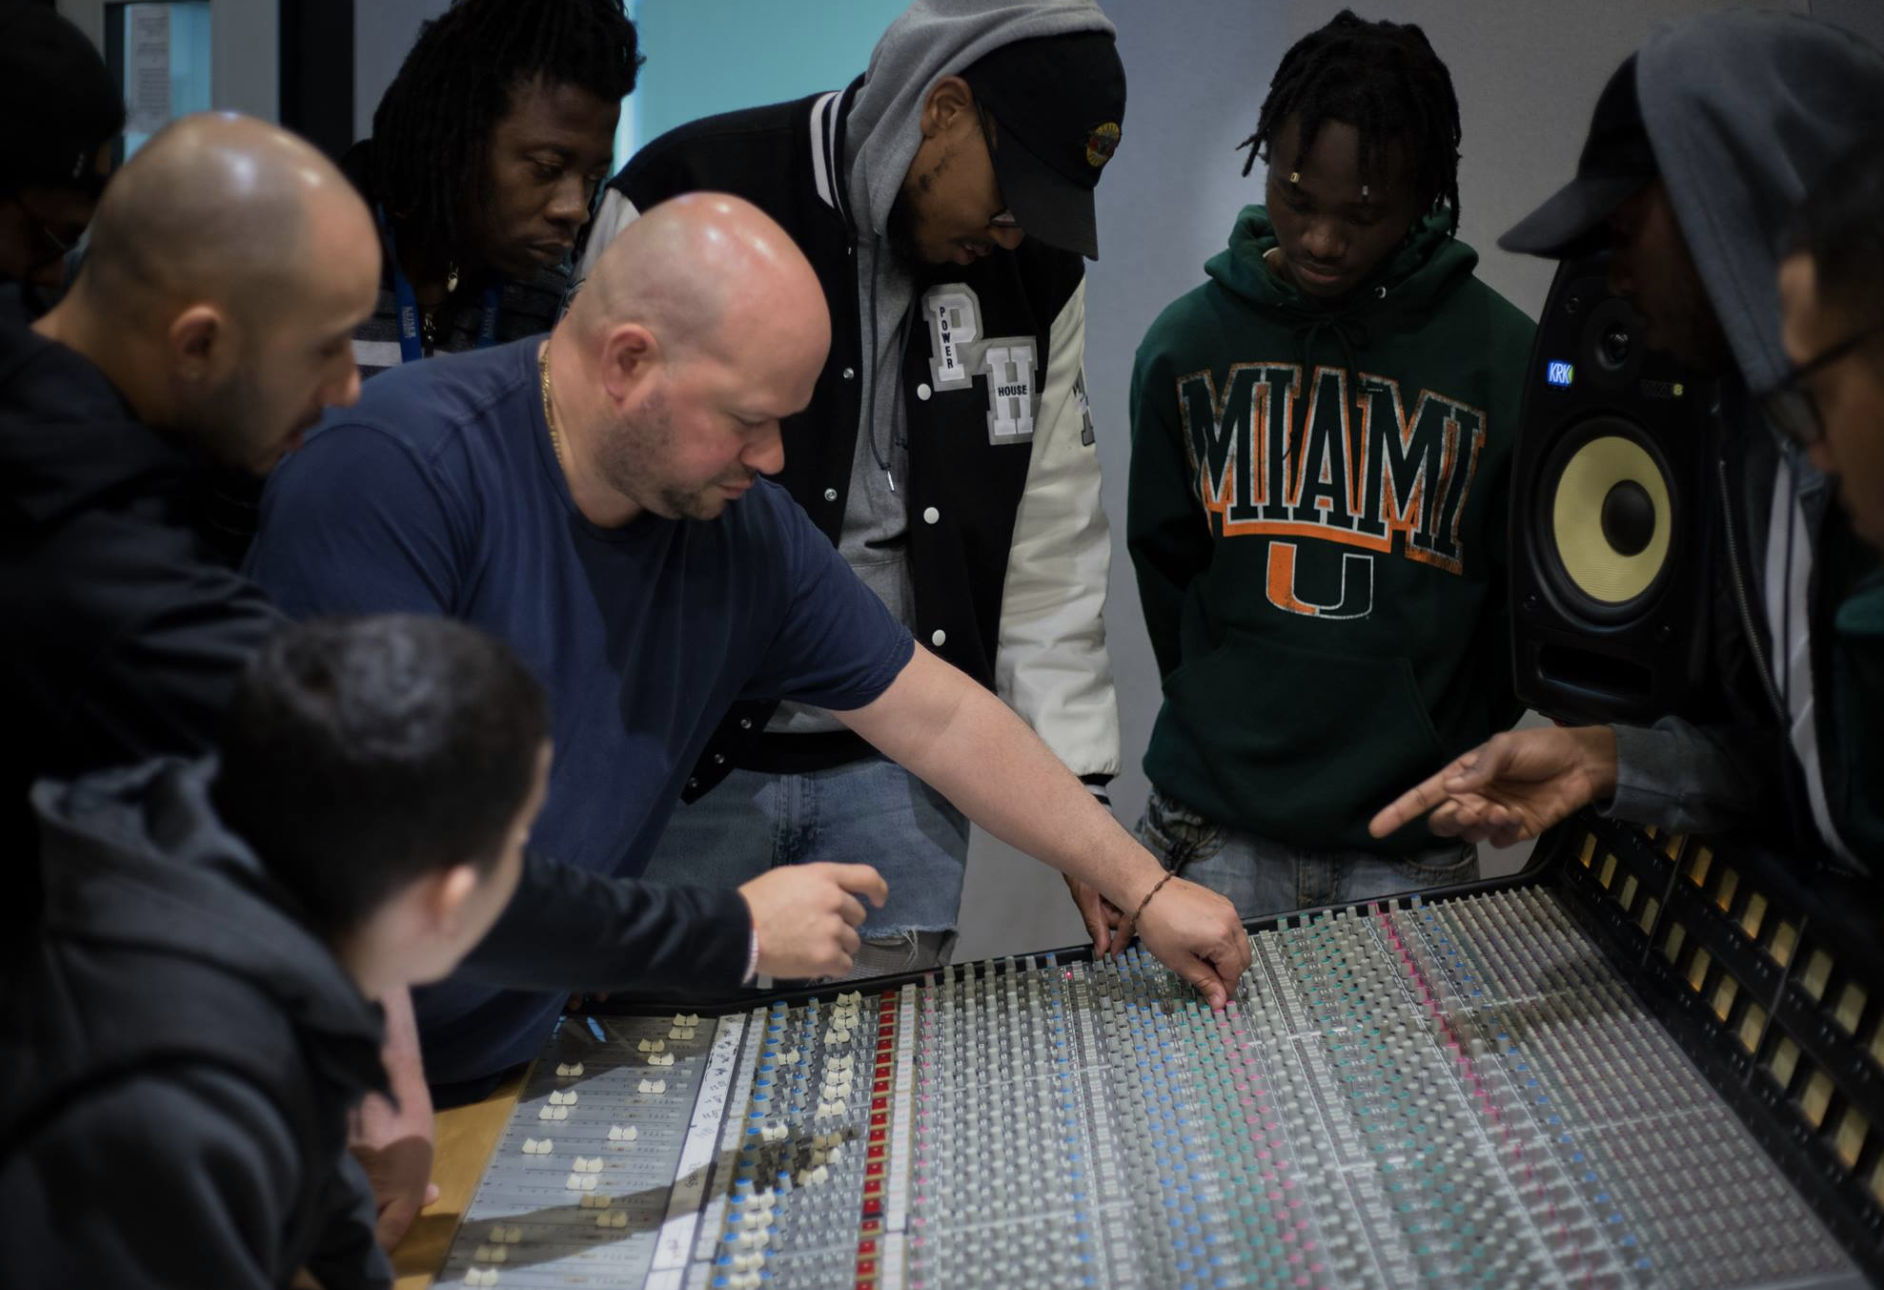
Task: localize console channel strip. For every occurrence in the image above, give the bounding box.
[430,882,1869,1289]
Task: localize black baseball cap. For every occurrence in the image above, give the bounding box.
[0,7,124,196]
[1500,55,1658,259]
[960,31,1126,260]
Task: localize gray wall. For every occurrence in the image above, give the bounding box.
[354,0,448,145]
[57,0,278,125]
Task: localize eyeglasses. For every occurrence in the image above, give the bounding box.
[1762,320,1884,448]
[5,194,82,279]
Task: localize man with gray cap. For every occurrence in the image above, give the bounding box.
[576,0,1129,972]
[1371,11,1884,872]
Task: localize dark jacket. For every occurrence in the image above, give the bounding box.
[0,319,277,916]
[580,76,1118,800]
[0,760,390,1290]
[0,319,751,981]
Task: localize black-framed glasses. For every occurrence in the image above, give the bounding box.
[1762,320,1884,448]
[4,193,83,279]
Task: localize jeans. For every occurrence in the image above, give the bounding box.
[1135,787,1478,922]
[641,756,967,974]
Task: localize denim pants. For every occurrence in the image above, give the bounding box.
[641,755,966,975]
[1135,787,1478,922]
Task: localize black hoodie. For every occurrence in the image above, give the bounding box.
[0,318,279,914]
[0,759,391,1289]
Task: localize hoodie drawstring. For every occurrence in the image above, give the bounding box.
[862,245,914,493]
[1287,305,1375,482]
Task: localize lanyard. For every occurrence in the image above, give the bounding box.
[381,208,503,364]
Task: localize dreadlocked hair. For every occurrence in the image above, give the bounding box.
[1237,10,1463,235]
[368,0,642,262]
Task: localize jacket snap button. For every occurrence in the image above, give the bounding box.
[922,506,939,524]
[931,629,946,647]
[739,717,753,730]
[823,488,838,502]
[916,383,932,401]
[842,367,856,380]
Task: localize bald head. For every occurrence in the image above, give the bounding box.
[41,112,380,475]
[82,112,376,319]
[570,192,828,368]
[551,194,829,527]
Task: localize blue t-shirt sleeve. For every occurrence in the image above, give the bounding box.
[245,421,471,619]
[740,489,914,710]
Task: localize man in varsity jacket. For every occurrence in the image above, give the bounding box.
[574,0,1127,972]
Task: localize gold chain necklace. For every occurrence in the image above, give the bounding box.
[538,343,567,470]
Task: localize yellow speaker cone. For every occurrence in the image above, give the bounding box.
[1551,435,1671,604]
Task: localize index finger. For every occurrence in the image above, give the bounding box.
[1223,928,1253,981]
[1178,954,1232,1010]
[824,863,889,907]
[1367,759,1463,838]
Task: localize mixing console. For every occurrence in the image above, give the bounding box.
[431,822,1884,1290]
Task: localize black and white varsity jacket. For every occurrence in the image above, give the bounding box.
[576,82,1120,802]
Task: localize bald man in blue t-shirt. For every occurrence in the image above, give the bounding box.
[250,194,1253,1100]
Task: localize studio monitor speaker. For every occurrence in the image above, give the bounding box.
[1511,253,1718,725]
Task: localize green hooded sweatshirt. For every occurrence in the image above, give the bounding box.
[1128,205,1534,853]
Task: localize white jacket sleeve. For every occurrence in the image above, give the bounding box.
[994,275,1121,783]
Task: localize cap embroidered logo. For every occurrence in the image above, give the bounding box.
[1086,122,1121,169]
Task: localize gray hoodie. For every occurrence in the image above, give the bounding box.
[1608,11,1884,860]
[775,0,1117,736]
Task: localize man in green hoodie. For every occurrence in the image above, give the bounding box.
[1111,11,1534,924]
[1372,14,1884,872]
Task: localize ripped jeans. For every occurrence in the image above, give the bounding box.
[1135,787,1478,922]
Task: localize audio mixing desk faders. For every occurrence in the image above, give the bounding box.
[431,816,1884,1290]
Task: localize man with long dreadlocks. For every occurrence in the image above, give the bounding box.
[1111,11,1534,925]
[343,0,636,379]
[204,0,636,565]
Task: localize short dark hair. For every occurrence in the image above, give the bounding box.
[367,0,642,262]
[1788,131,1884,332]
[212,616,549,938]
[1239,10,1464,236]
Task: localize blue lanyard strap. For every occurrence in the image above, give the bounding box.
[380,207,503,364]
